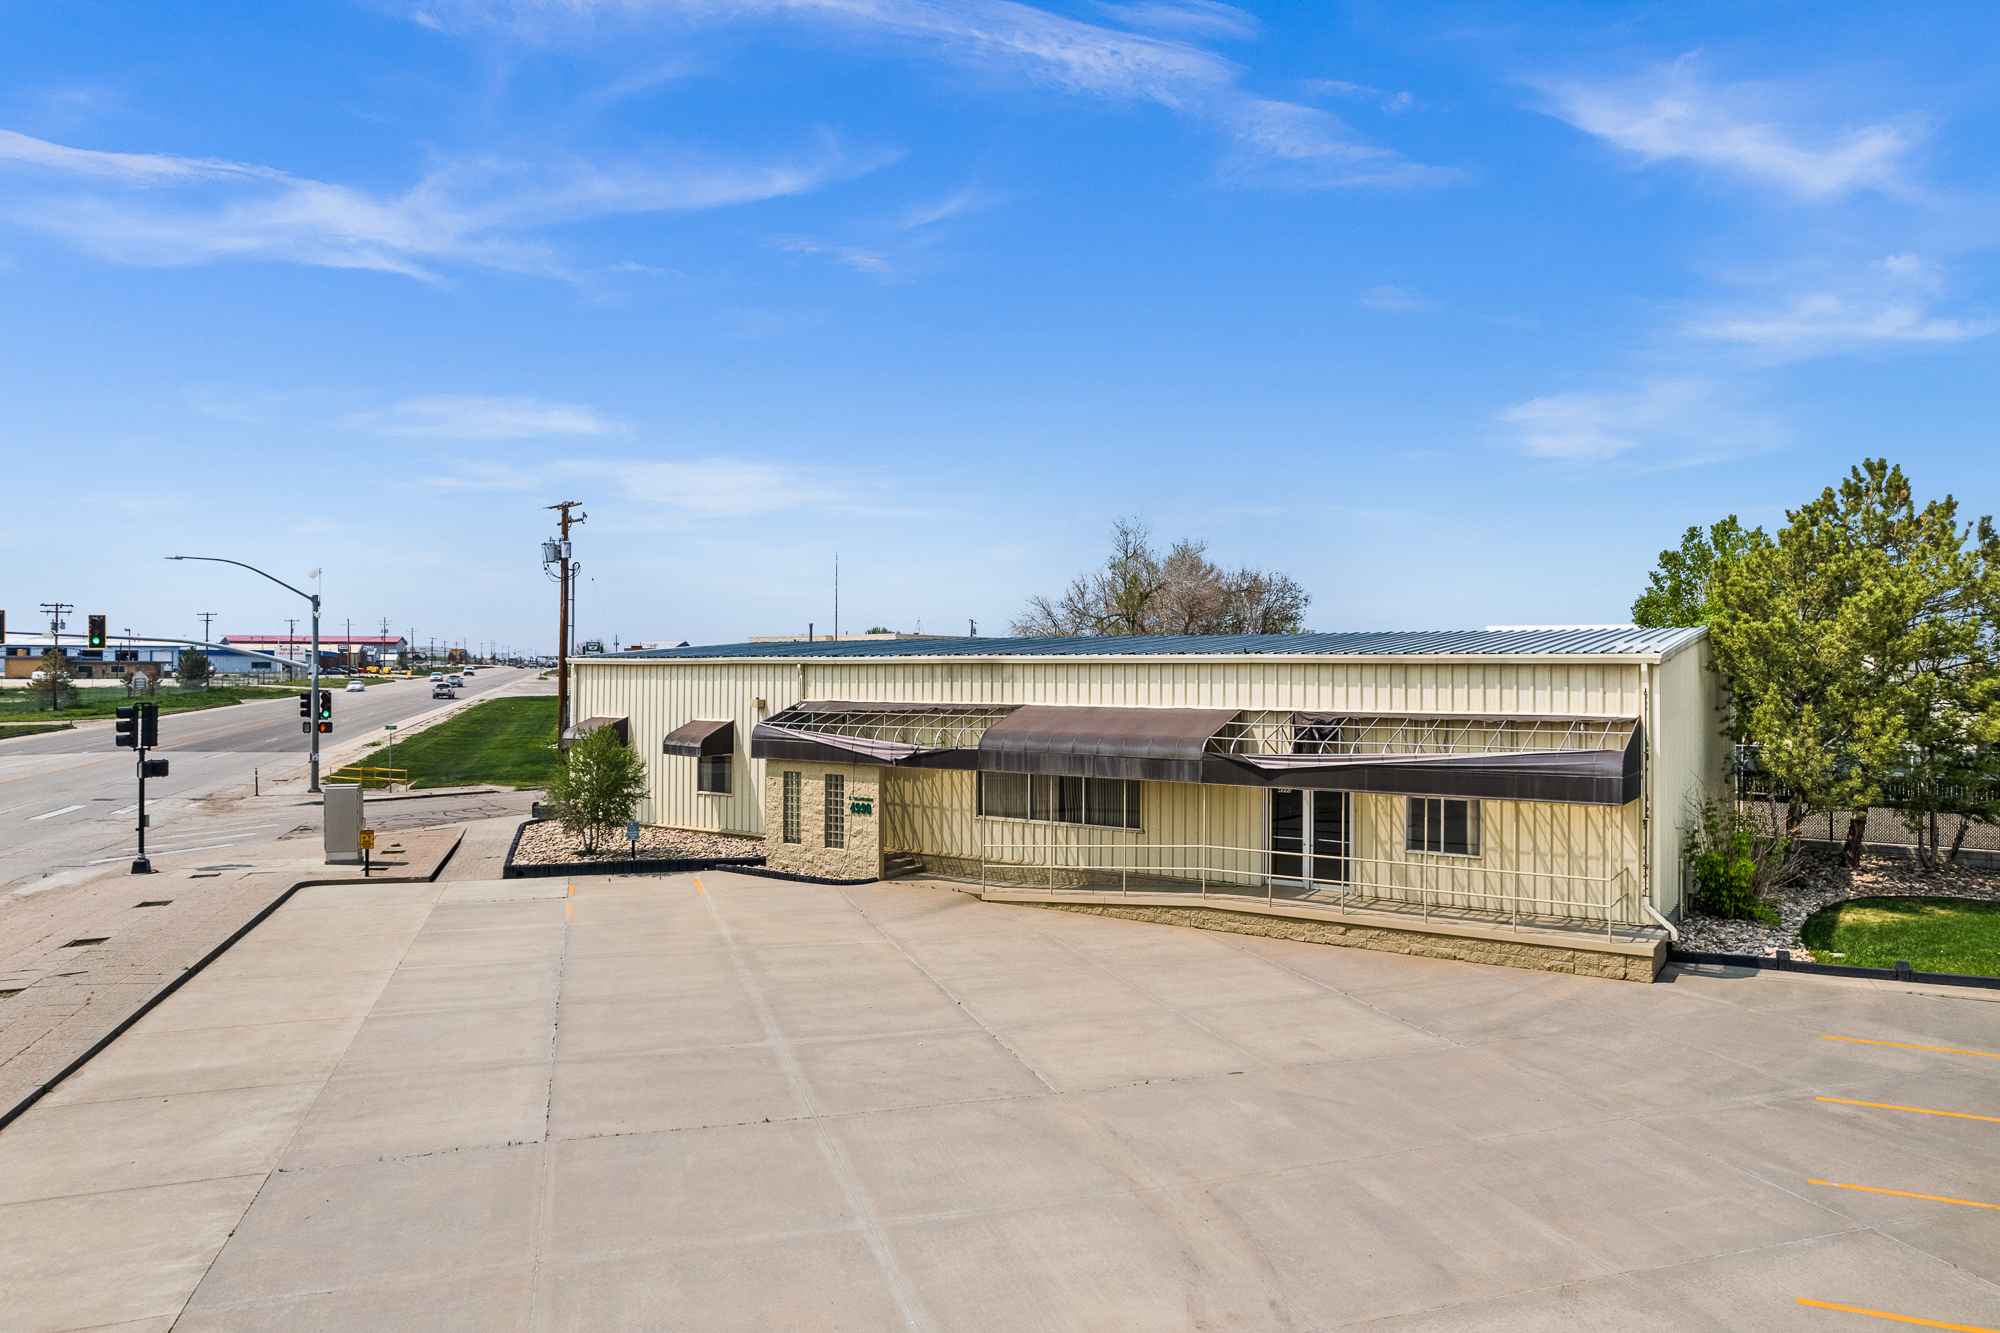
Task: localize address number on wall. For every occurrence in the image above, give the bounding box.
[849,798,874,816]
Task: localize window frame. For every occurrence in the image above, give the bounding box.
[1404,796,1481,858]
[977,773,1141,831]
[824,773,846,849]
[781,771,802,844]
[697,753,733,795]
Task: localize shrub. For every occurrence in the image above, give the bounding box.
[176,648,213,690]
[540,723,646,854]
[1684,798,1789,923]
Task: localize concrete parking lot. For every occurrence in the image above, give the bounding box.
[3,868,1997,1331]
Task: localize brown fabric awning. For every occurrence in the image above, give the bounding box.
[561,715,629,746]
[978,705,1239,783]
[661,718,733,757]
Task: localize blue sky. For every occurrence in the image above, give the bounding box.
[3,1,1996,653]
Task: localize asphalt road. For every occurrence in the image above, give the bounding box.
[0,668,546,892]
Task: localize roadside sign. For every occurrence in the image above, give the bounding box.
[358,830,376,850]
[384,723,397,730]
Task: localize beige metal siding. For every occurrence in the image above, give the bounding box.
[1647,636,1726,916]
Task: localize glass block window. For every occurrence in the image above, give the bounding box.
[782,771,802,844]
[824,774,846,849]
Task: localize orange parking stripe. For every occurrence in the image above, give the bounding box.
[1817,1098,2000,1124]
[1809,1179,2000,1212]
[1797,1297,2000,1331]
[1823,1037,2000,1060]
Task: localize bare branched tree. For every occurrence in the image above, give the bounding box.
[1011,519,1311,637]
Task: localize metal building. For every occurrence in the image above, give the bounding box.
[572,628,1722,980]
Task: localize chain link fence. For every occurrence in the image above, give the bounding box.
[1737,782,2000,856]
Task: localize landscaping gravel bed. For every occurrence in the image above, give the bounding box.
[509,820,763,866]
[1680,852,2000,957]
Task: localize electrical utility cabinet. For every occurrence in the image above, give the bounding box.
[324,784,364,864]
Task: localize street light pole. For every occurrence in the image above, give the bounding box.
[167,556,325,791]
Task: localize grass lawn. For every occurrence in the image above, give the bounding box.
[356,696,560,789]
[0,684,305,724]
[1802,896,2000,977]
[0,723,75,740]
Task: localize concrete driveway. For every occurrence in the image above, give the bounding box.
[4,870,1997,1331]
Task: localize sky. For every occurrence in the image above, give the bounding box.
[3,1,1997,654]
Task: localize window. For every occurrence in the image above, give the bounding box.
[1406,798,1479,857]
[782,771,802,844]
[698,754,733,795]
[824,774,846,848]
[978,773,1140,830]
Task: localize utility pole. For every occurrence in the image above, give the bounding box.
[41,602,72,640]
[834,551,839,641]
[198,611,217,644]
[545,501,585,739]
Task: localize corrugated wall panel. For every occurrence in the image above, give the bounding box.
[1647,639,1725,917]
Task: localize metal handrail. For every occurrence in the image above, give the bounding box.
[976,840,1635,938]
[328,765,409,789]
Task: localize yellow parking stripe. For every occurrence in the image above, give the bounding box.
[1823,1036,2000,1060]
[1797,1298,1999,1331]
[1809,1179,2000,1212]
[1817,1098,2000,1124]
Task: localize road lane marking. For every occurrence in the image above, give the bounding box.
[1823,1036,2000,1060]
[28,805,84,820]
[1810,1179,2000,1211]
[1797,1298,1999,1330]
[1817,1097,2000,1124]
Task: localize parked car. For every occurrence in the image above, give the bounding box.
[344,680,367,692]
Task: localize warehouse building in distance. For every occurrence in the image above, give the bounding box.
[571,628,1723,980]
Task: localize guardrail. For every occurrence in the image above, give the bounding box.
[976,840,1635,938]
[328,765,409,790]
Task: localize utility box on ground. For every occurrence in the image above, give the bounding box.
[324,784,363,864]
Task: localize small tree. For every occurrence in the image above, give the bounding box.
[1632,516,1770,627]
[542,724,647,854]
[176,648,213,690]
[29,647,74,711]
[1683,798,1792,922]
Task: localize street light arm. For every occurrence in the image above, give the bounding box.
[166,556,319,608]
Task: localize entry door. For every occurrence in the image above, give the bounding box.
[1269,790,1351,884]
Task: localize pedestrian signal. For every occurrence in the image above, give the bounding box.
[316,720,332,734]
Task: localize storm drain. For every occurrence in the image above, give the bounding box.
[63,938,108,948]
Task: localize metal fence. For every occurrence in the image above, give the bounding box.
[1735,785,2000,854]
[975,839,1637,937]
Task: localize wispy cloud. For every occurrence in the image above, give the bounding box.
[0,127,875,279]
[1498,378,1783,463]
[1306,79,1415,114]
[353,395,629,439]
[1539,56,1919,199]
[1356,284,1433,312]
[1094,0,1259,42]
[423,0,1450,190]
[771,235,894,273]
[1686,254,1997,357]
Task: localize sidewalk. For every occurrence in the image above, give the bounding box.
[0,824,463,1127]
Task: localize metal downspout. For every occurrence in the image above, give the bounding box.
[1640,661,1652,924]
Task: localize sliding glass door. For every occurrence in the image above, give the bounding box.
[1269,789,1351,884]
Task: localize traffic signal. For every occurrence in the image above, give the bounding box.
[115,705,139,748]
[140,758,169,778]
[317,720,332,734]
[139,704,158,747]
[87,615,107,649]
[299,691,313,718]
[318,690,332,720]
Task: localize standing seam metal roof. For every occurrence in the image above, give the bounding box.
[599,628,1704,661]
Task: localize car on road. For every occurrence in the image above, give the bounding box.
[463,667,476,676]
[344,680,366,692]
[447,674,464,687]
[432,683,455,699]
[429,671,444,682]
